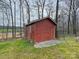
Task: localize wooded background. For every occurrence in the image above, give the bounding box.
[0,0,79,40]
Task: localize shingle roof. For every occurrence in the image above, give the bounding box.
[26,17,57,26]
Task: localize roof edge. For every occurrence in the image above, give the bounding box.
[26,17,57,26]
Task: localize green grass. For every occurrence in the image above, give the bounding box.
[0,28,20,32]
[0,37,79,59]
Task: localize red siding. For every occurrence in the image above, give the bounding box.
[25,18,56,43]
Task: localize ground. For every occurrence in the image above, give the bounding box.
[0,28,22,39]
[0,28,20,33]
[0,37,79,59]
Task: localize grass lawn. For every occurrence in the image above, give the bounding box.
[0,37,79,59]
[0,28,20,33]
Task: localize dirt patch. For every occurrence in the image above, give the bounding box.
[0,32,23,40]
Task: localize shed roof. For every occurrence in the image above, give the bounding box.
[26,17,57,26]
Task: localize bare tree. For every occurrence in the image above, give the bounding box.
[25,0,30,24]
[55,0,59,38]
[22,0,25,38]
[9,0,14,38]
[45,0,54,17]
[2,10,5,40]
[68,0,72,34]
[19,0,22,37]
[32,0,41,19]
[13,0,16,38]
[39,0,46,18]
[36,0,40,19]
[5,8,10,40]
[72,0,77,36]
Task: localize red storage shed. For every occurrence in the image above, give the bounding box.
[24,17,56,43]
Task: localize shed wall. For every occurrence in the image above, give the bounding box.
[25,19,56,43]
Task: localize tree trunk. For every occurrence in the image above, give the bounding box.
[9,0,14,38]
[19,0,22,38]
[72,0,77,36]
[25,0,30,24]
[22,3,25,38]
[14,1,16,38]
[55,0,59,38]
[2,11,5,40]
[68,0,72,34]
[5,9,9,40]
[37,1,40,19]
[41,0,45,18]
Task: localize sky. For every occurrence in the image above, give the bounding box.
[0,0,67,26]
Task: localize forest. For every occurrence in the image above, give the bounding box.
[0,0,79,39]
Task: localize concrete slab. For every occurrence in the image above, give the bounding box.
[34,39,62,48]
